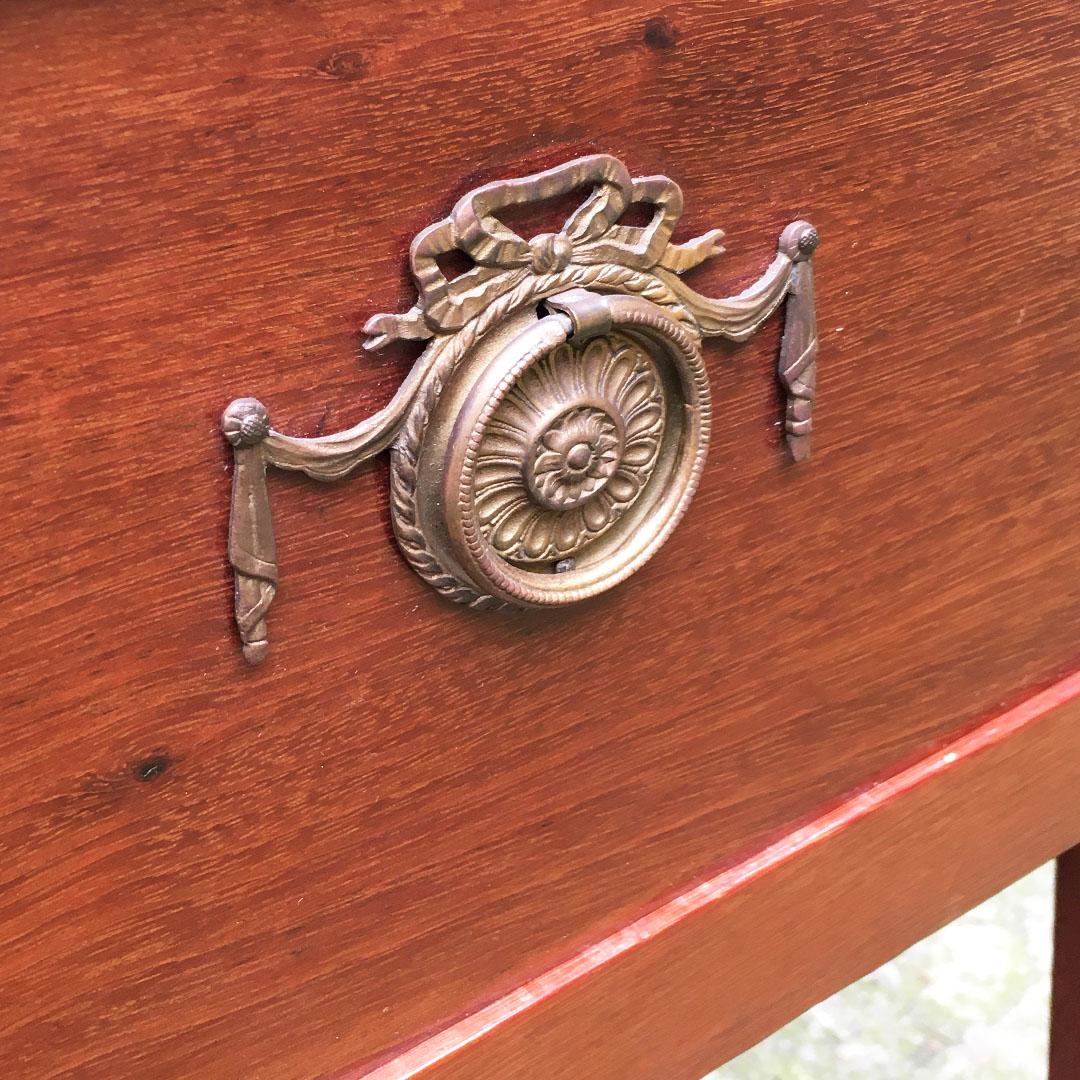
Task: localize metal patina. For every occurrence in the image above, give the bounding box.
[222,155,819,662]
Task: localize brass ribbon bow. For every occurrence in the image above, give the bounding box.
[363,154,726,349]
[220,155,819,663]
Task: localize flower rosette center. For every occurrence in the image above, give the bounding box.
[528,406,622,511]
[473,334,666,563]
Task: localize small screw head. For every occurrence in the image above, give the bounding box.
[779,220,820,262]
[798,227,820,256]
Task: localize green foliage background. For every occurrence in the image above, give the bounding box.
[710,863,1054,1079]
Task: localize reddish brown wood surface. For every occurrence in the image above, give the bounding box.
[1,1,1079,1078]
[1051,843,1080,1080]
[356,673,1080,1080]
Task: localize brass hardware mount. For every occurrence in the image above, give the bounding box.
[222,155,819,663]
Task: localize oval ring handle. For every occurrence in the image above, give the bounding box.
[220,155,818,662]
[436,291,709,607]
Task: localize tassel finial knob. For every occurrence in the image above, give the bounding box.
[222,398,271,448]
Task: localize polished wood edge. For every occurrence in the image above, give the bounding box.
[1050,842,1080,1079]
[335,669,1080,1080]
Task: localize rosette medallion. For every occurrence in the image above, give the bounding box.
[220,155,819,661]
[406,289,709,609]
[475,334,665,562]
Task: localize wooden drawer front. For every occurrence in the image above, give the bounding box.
[1,2,1078,1077]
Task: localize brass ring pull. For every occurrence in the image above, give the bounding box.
[221,155,819,662]
[425,291,709,607]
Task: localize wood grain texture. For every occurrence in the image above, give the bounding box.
[1,1,1078,1077]
[354,673,1080,1080]
[1051,843,1080,1080]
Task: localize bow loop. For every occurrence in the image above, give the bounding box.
[365,155,728,349]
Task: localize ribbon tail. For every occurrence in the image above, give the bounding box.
[227,437,278,664]
[654,251,794,341]
[362,306,433,351]
[778,257,818,463]
[657,229,726,274]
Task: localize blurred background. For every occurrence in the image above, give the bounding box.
[709,863,1055,1079]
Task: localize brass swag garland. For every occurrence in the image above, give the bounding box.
[222,155,819,663]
